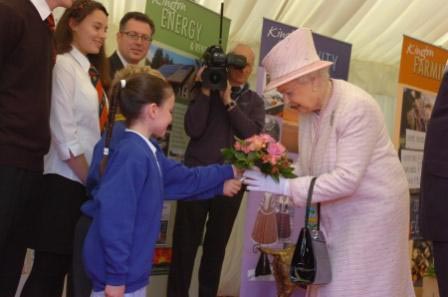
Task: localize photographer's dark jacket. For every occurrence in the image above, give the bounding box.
[184,86,265,166]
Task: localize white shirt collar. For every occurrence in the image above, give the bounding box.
[125,129,157,155]
[30,0,51,21]
[70,46,91,73]
[117,50,147,67]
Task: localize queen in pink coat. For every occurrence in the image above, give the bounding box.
[244,28,415,297]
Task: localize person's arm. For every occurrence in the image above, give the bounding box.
[95,147,147,288]
[50,57,90,183]
[158,151,235,200]
[0,4,22,70]
[66,152,89,184]
[227,92,266,139]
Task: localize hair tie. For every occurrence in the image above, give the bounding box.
[120,79,126,88]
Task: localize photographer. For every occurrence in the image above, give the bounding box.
[167,43,265,297]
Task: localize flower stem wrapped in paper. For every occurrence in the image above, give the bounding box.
[221,134,297,182]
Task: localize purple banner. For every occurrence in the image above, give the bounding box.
[258,18,352,80]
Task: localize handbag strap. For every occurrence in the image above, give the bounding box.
[304,177,320,230]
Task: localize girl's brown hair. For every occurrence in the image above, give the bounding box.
[99,67,173,176]
[55,0,110,88]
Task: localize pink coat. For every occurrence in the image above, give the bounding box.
[289,79,415,297]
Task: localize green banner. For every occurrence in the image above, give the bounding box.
[146,0,230,57]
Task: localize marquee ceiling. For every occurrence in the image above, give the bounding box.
[196,0,448,66]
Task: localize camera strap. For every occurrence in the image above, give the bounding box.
[231,83,249,100]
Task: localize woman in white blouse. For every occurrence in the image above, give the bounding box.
[21,1,110,296]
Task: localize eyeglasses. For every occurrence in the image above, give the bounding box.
[121,31,152,43]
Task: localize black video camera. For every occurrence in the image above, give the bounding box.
[201,45,247,91]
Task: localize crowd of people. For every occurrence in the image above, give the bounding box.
[1,0,443,297]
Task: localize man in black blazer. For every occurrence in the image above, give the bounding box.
[109,12,154,78]
[420,68,448,297]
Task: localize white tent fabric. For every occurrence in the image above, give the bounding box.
[198,0,448,66]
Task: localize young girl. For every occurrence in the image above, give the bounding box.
[21,1,109,296]
[82,69,241,297]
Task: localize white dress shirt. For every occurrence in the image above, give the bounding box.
[44,46,103,183]
[29,0,51,20]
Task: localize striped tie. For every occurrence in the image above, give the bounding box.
[45,14,56,65]
[88,65,108,133]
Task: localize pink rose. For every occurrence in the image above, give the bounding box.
[260,133,275,144]
[247,137,265,151]
[262,154,280,165]
[242,145,252,154]
[267,142,286,157]
[234,142,242,151]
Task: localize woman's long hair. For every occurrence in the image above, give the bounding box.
[55,0,110,88]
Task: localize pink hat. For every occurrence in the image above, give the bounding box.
[262,27,333,91]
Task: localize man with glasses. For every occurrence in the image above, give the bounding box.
[109,11,154,78]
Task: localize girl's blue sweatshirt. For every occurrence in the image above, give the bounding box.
[82,122,234,292]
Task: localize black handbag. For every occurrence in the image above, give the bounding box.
[289,177,332,285]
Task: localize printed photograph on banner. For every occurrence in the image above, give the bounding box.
[148,44,198,97]
[147,44,198,160]
[411,240,433,287]
[151,247,172,275]
[156,202,173,246]
[263,115,282,141]
[400,149,423,190]
[263,89,285,115]
[409,191,423,240]
[152,202,174,275]
[399,87,436,150]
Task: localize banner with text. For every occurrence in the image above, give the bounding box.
[146,0,230,57]
[398,36,448,93]
[144,0,230,274]
[395,35,448,287]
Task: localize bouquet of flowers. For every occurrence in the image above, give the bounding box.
[221,134,297,182]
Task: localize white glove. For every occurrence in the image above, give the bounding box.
[243,169,290,196]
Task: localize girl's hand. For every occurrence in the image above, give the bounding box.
[223,179,242,197]
[105,285,125,297]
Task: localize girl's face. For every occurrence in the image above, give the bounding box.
[151,93,175,138]
[70,9,108,55]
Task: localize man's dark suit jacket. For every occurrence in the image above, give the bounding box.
[108,51,152,79]
[108,51,124,79]
[420,70,448,241]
